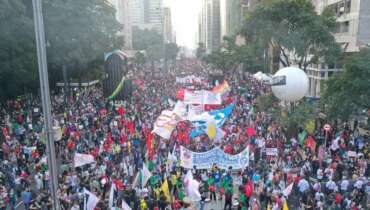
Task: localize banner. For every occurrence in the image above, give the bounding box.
[188,104,234,138]
[265,148,278,156]
[180,146,249,170]
[184,90,221,105]
[176,75,205,84]
[152,110,180,139]
[74,153,96,167]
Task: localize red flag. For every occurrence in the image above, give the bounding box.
[126,121,135,136]
[176,88,186,100]
[246,127,256,137]
[146,132,155,160]
[244,180,253,197]
[117,106,125,116]
[304,135,316,153]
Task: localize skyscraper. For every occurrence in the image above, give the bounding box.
[198,0,221,53]
[107,0,133,49]
[129,0,163,34]
[163,7,174,43]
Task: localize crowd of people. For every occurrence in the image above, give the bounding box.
[0,59,369,210]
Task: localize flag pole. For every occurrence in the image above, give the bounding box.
[32,0,60,209]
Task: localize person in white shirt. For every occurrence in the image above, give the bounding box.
[340,177,350,192]
[298,178,310,193]
[326,178,337,192]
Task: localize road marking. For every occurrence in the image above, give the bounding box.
[15,201,23,209]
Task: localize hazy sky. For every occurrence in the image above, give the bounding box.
[164,0,201,49]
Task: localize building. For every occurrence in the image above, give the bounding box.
[220,0,243,38]
[198,0,221,53]
[107,0,133,49]
[128,0,163,34]
[304,0,370,97]
[163,7,174,43]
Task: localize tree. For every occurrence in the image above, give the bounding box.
[42,0,123,84]
[0,0,38,99]
[204,36,265,75]
[134,51,146,68]
[242,0,341,71]
[132,27,163,50]
[321,48,370,121]
[165,43,179,61]
[196,42,207,60]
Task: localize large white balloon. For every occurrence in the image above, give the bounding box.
[271,67,309,102]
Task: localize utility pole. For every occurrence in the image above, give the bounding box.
[32,0,60,209]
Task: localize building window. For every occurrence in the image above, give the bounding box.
[321,72,326,78]
[328,71,334,77]
[345,0,351,13]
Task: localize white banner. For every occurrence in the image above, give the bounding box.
[176,75,204,84]
[180,146,249,170]
[184,90,221,105]
[266,148,278,156]
[152,110,179,139]
[74,153,95,167]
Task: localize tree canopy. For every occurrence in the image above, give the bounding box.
[242,0,341,71]
[321,48,370,120]
[0,0,123,99]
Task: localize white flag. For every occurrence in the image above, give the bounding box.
[184,90,221,105]
[121,199,132,210]
[152,110,179,139]
[74,153,95,168]
[184,171,201,202]
[283,183,294,197]
[84,189,100,210]
[141,164,152,188]
[109,183,116,208]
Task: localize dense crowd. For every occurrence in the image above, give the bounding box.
[0,59,369,210]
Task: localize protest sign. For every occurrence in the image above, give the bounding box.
[180,146,249,170]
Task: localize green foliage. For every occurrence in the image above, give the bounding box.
[0,0,38,99]
[204,36,265,74]
[132,27,163,50]
[196,42,207,60]
[134,51,146,67]
[165,43,179,61]
[321,48,370,120]
[242,0,341,71]
[43,0,123,83]
[0,0,123,99]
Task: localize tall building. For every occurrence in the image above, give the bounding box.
[163,7,174,43]
[304,0,370,97]
[128,0,163,34]
[220,0,243,38]
[107,0,133,49]
[198,0,221,53]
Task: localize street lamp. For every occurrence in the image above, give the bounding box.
[32,0,60,209]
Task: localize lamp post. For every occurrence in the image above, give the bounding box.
[32,0,60,209]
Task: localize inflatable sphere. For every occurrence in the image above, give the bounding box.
[271,67,309,102]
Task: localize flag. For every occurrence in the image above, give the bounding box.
[152,110,180,139]
[212,81,230,94]
[121,198,132,210]
[173,101,187,119]
[184,90,222,105]
[141,163,152,188]
[145,132,155,160]
[184,171,201,202]
[161,179,171,202]
[84,188,100,210]
[109,183,116,208]
[74,153,95,167]
[283,200,289,210]
[304,135,316,153]
[188,104,234,138]
[283,183,294,197]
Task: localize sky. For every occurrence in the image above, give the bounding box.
[164,0,201,49]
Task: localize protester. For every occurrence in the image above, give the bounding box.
[0,58,368,210]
